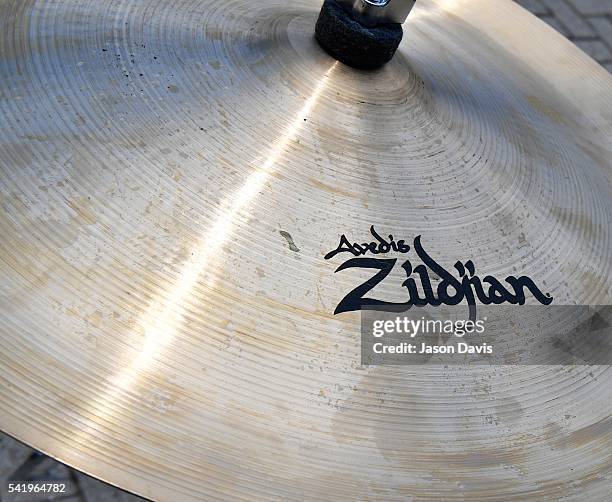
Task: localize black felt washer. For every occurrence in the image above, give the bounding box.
[315,0,403,69]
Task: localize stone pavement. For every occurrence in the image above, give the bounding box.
[516,0,612,71]
[0,434,144,501]
[1,1,611,501]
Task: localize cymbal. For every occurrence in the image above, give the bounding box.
[1,0,611,499]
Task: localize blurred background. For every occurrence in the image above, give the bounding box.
[1,0,611,501]
[516,0,612,72]
[0,434,143,501]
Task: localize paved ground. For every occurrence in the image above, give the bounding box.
[516,0,612,71]
[0,1,610,501]
[0,434,144,501]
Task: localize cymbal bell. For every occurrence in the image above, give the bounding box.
[0,0,611,499]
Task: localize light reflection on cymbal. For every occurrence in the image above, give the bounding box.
[73,61,338,443]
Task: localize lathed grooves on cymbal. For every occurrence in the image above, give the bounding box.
[0,0,611,500]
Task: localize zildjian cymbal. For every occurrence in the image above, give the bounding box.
[1,0,611,499]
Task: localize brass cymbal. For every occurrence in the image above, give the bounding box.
[1,0,611,499]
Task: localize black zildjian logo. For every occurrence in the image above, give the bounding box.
[325,226,553,320]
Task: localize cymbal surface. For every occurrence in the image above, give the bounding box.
[1,0,611,499]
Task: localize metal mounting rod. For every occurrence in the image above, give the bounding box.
[335,0,416,27]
